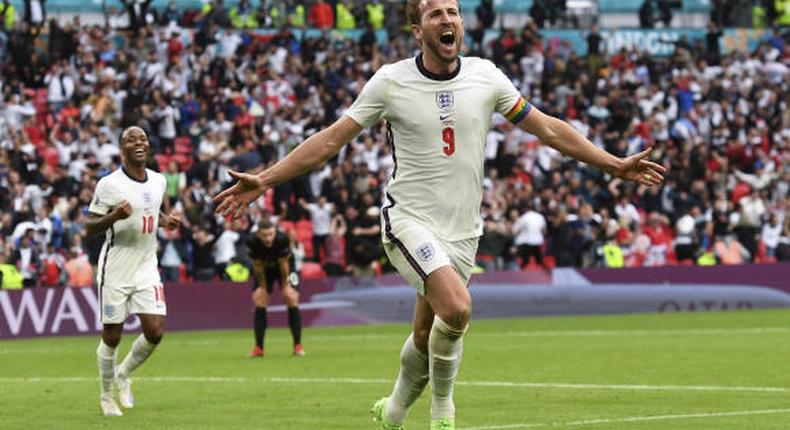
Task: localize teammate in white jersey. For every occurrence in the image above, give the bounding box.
[86,126,180,417]
[213,0,666,428]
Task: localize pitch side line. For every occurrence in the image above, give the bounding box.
[1,327,786,354]
[2,376,789,394]
[459,408,790,429]
[285,326,790,342]
[499,326,790,337]
[135,326,790,345]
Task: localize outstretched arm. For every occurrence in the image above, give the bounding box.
[214,115,363,218]
[519,108,666,186]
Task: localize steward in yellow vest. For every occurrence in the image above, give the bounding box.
[226,260,251,282]
[365,1,384,29]
[0,263,24,289]
[601,242,624,268]
[336,1,356,29]
[288,4,306,27]
[230,0,259,29]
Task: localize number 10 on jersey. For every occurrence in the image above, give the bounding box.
[141,215,155,234]
[442,127,455,156]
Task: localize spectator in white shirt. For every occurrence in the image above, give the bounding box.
[3,93,37,127]
[734,167,778,191]
[45,62,75,114]
[213,222,240,279]
[512,201,547,268]
[614,195,641,228]
[154,96,179,154]
[96,130,121,167]
[208,110,233,143]
[761,213,782,258]
[300,196,333,262]
[674,210,697,262]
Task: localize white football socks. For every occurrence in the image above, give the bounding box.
[96,340,118,396]
[428,316,467,420]
[116,335,157,379]
[386,333,430,424]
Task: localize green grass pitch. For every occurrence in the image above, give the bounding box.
[1,309,789,429]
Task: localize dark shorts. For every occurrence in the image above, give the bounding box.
[253,268,301,294]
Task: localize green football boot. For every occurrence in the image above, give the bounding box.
[370,397,404,430]
[430,418,455,430]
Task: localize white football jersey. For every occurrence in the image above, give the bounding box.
[88,168,167,288]
[345,55,531,240]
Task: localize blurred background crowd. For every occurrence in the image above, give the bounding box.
[0,0,789,288]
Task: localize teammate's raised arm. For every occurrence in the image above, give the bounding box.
[517,106,667,187]
[213,115,363,218]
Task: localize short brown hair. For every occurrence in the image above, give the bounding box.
[406,0,461,26]
[258,218,275,230]
[406,0,424,26]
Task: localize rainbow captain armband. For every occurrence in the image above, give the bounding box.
[504,97,531,124]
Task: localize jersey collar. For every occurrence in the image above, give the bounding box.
[122,167,149,183]
[416,53,461,81]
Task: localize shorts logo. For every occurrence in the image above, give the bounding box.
[103,304,115,317]
[289,272,300,288]
[436,91,454,112]
[416,243,435,262]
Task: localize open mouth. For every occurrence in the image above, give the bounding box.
[134,149,147,157]
[439,30,455,46]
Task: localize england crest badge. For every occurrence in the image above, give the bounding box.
[436,91,454,112]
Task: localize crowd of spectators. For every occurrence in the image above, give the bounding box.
[0,1,789,288]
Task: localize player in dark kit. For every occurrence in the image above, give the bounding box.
[246,218,304,357]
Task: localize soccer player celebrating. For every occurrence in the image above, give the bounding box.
[213,0,666,427]
[246,218,305,357]
[86,127,180,417]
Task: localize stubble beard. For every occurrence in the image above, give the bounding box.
[423,36,461,66]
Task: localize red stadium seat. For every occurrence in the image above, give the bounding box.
[301,262,325,280]
[373,260,383,276]
[476,253,494,262]
[171,153,192,170]
[296,221,313,258]
[263,189,274,213]
[296,219,313,233]
[33,89,49,128]
[155,154,171,172]
[524,260,544,272]
[178,264,190,282]
[754,241,775,264]
[174,136,193,155]
[665,247,678,265]
[278,220,295,233]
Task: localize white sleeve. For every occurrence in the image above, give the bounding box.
[88,178,116,215]
[344,66,389,128]
[487,61,532,124]
[512,217,524,234]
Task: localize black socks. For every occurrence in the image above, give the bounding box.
[287,306,302,345]
[254,307,267,348]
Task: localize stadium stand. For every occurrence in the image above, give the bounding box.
[0,0,788,289]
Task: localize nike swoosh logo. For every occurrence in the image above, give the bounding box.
[439,114,451,121]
